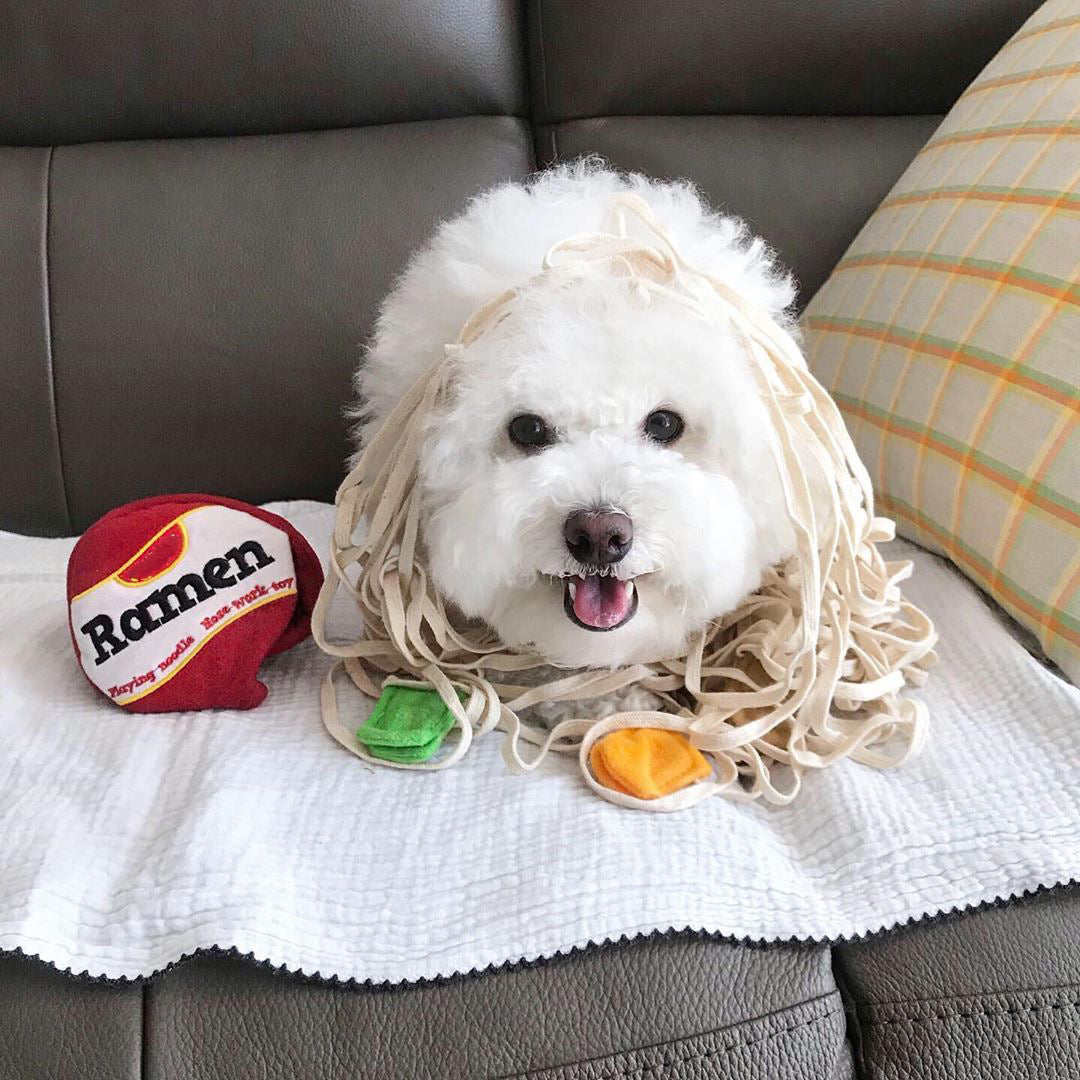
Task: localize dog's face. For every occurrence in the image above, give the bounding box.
[418,271,795,668]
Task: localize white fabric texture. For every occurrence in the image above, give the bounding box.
[1,501,1078,983]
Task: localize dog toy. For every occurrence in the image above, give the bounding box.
[68,494,322,712]
[357,682,462,763]
[312,193,937,811]
[589,729,713,800]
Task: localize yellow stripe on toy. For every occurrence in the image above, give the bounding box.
[589,728,713,800]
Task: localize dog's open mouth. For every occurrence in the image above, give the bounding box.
[562,575,638,632]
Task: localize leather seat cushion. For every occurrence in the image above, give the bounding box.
[1,0,526,144]
[0,117,533,535]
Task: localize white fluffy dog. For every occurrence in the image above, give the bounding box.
[354,164,800,711]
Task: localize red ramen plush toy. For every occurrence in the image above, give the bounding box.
[67,494,322,712]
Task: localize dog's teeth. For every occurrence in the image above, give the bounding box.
[568,581,577,600]
[626,580,635,597]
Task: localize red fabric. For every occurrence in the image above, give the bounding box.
[120,595,294,712]
[67,494,323,713]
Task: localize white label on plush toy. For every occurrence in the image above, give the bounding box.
[70,505,297,707]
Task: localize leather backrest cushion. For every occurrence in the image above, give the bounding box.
[0,0,1044,535]
[535,0,1042,305]
[1,119,532,534]
[0,148,69,535]
[529,0,1043,120]
[0,0,526,144]
[544,114,943,309]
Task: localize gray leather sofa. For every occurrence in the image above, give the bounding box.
[2,1,1077,1076]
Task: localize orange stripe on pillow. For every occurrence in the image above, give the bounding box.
[879,185,1080,212]
[921,122,1080,152]
[804,317,1076,408]
[1006,14,1080,48]
[962,60,1080,97]
[1047,550,1080,644]
[833,396,1080,528]
[874,492,1080,650]
[989,411,1077,596]
[833,252,1080,306]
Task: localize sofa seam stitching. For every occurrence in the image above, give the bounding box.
[831,946,872,1079]
[9,111,948,151]
[855,975,1080,1013]
[41,144,72,533]
[139,979,148,1080]
[863,995,1080,1026]
[492,997,841,1080]
[612,1009,840,1080]
[535,0,551,121]
[532,0,558,165]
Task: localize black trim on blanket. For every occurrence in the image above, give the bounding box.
[2,878,1078,991]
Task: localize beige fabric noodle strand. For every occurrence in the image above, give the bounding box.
[312,193,938,811]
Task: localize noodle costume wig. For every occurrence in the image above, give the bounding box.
[312,165,937,811]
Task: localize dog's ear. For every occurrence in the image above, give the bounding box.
[740,233,798,321]
[623,175,797,324]
[702,223,797,326]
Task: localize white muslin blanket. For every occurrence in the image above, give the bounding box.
[1,501,1078,983]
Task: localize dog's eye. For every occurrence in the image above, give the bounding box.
[643,409,684,444]
[508,413,553,450]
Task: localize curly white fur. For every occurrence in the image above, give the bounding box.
[356,162,800,680]
[315,162,935,807]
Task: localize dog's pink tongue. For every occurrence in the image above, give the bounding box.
[573,576,632,629]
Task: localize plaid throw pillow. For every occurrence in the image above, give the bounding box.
[802,0,1080,684]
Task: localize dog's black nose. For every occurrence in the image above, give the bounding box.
[563,509,633,568]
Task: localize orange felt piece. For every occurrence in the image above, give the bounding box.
[590,728,712,800]
[588,743,636,797]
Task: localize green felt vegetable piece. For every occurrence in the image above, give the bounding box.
[357,684,461,764]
